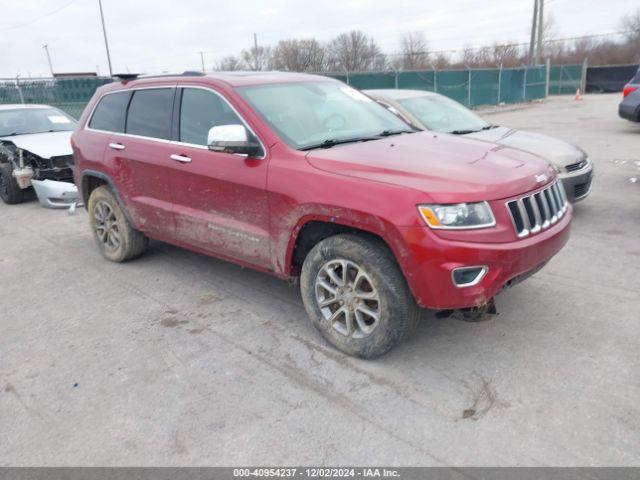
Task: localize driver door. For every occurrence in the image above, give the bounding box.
[167,86,271,268]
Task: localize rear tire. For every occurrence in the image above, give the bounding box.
[87,186,148,262]
[0,163,25,205]
[300,234,419,358]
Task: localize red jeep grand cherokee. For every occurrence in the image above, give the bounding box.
[72,72,571,358]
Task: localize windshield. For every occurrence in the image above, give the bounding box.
[398,95,490,134]
[0,107,77,137]
[237,82,413,150]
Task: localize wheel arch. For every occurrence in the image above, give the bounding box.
[81,169,136,226]
[286,214,412,283]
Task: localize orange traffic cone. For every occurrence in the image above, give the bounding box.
[574,88,582,100]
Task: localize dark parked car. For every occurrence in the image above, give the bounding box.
[619,68,640,122]
[366,89,594,202]
[72,72,571,357]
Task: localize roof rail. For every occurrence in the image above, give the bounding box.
[112,71,206,82]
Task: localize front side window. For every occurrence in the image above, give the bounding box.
[0,107,77,136]
[237,82,412,150]
[179,88,244,146]
[88,92,130,133]
[398,95,489,134]
[126,89,174,139]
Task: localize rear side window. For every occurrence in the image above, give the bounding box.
[179,88,244,146]
[126,88,174,139]
[633,68,640,84]
[88,91,130,132]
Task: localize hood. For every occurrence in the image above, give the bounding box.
[0,131,73,159]
[465,126,585,167]
[305,131,555,203]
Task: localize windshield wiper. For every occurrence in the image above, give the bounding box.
[449,129,477,135]
[480,125,497,130]
[377,129,412,137]
[300,136,379,151]
[300,129,413,151]
[2,132,35,137]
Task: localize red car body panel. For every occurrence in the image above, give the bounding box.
[72,73,571,310]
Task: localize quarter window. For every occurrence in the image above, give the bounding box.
[179,88,244,146]
[126,88,174,140]
[88,91,130,132]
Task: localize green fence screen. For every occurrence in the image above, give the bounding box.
[327,65,548,108]
[0,65,568,118]
[0,77,113,119]
[549,65,582,95]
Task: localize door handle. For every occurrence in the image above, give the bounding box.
[170,154,192,163]
[108,142,125,151]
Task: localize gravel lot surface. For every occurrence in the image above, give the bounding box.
[1,93,639,466]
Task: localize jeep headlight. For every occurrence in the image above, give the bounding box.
[418,202,496,229]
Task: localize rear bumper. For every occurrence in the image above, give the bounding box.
[398,207,572,310]
[559,165,593,202]
[619,102,639,122]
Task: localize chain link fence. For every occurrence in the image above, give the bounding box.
[0,77,113,119]
[549,64,583,95]
[1,62,616,118]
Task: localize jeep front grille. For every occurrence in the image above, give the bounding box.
[506,181,568,238]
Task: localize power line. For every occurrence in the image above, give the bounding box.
[385,29,639,57]
[0,0,79,32]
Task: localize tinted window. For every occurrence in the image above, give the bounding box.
[88,92,130,132]
[179,88,244,145]
[126,89,174,139]
[633,68,640,84]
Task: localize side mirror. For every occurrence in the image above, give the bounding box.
[207,124,262,157]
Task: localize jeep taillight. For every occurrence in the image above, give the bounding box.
[623,85,637,98]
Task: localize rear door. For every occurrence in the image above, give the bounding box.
[105,87,177,239]
[166,86,270,268]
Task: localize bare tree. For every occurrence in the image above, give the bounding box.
[327,31,383,72]
[620,9,640,43]
[399,32,430,70]
[215,55,244,71]
[241,45,272,71]
[492,43,523,67]
[620,9,640,62]
[272,39,326,72]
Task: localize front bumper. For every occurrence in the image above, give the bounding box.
[397,207,572,310]
[559,164,593,202]
[31,179,80,209]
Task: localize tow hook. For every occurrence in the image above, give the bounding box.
[436,298,498,323]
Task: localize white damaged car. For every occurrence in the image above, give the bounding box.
[0,104,79,208]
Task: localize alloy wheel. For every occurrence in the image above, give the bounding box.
[315,259,381,338]
[94,200,121,250]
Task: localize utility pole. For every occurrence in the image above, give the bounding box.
[98,0,113,76]
[199,51,205,72]
[535,0,545,66]
[528,0,538,66]
[253,33,259,70]
[43,44,54,76]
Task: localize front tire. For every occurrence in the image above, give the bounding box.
[87,186,148,262]
[300,234,419,358]
[0,163,25,205]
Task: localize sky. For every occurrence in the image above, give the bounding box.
[0,0,637,77]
